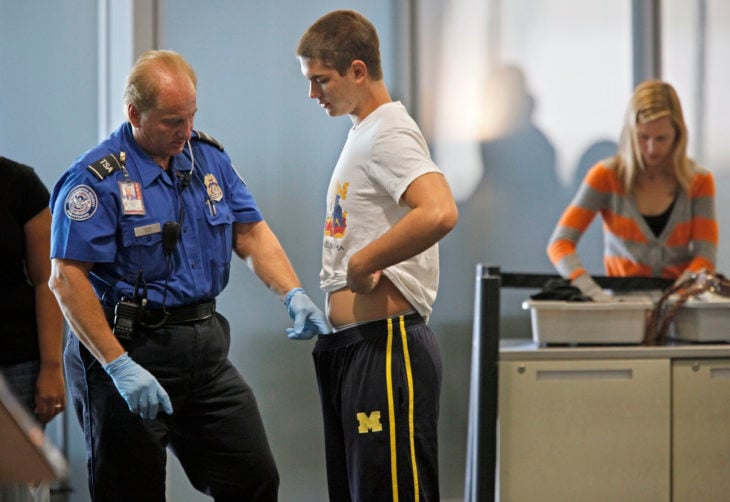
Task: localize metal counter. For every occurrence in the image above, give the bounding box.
[500,338,730,360]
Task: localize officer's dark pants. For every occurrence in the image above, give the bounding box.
[65,313,279,502]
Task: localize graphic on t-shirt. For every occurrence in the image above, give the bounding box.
[324,181,348,238]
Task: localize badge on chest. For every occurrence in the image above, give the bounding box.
[119,180,146,215]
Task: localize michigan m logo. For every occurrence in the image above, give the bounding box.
[357,411,383,433]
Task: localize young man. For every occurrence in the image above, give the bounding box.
[297,10,458,501]
[49,49,329,501]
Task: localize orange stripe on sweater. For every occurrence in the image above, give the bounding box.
[666,218,718,246]
[557,206,594,231]
[692,172,715,197]
[662,264,686,279]
[694,217,719,243]
[604,257,652,277]
[547,238,577,264]
[603,211,647,242]
[661,258,714,279]
[688,257,715,273]
[665,221,692,246]
[585,163,623,194]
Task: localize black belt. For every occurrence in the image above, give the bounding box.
[104,299,217,327]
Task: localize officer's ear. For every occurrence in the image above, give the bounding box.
[127,103,142,127]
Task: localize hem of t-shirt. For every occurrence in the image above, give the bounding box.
[391,166,441,202]
[320,271,432,321]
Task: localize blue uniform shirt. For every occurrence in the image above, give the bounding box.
[50,122,263,308]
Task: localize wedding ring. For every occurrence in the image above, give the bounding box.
[53,404,63,408]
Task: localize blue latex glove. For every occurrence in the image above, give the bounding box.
[285,288,331,340]
[102,352,173,419]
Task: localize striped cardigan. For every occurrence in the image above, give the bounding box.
[548,160,717,280]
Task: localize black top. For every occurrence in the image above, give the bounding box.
[643,197,677,237]
[0,156,50,364]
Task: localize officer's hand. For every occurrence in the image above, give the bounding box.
[102,352,173,419]
[285,288,331,340]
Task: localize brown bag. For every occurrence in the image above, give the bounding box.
[644,272,730,345]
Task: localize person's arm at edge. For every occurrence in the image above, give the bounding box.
[49,257,173,418]
[48,258,125,365]
[546,166,612,301]
[546,168,604,281]
[25,208,66,423]
[687,169,718,274]
[346,172,458,293]
[546,204,587,280]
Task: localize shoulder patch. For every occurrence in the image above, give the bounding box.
[192,130,224,151]
[87,153,124,181]
[64,185,98,221]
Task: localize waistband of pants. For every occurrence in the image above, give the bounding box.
[314,312,423,351]
[104,299,217,326]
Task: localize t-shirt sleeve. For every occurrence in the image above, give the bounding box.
[223,161,264,224]
[370,127,441,203]
[14,164,50,226]
[49,168,120,263]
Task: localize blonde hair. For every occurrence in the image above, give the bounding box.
[124,50,197,114]
[616,80,692,194]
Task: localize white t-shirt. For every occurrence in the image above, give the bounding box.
[319,101,441,319]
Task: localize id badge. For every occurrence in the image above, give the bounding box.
[119,180,146,215]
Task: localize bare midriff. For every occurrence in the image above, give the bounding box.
[326,276,415,329]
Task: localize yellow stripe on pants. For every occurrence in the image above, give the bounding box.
[386,316,420,502]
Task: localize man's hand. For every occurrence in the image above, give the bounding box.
[103,352,173,419]
[347,269,382,294]
[285,288,331,340]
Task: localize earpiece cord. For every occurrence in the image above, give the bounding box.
[100,275,137,305]
[141,140,194,329]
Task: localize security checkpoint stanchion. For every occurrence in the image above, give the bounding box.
[464,264,500,502]
[462,267,674,501]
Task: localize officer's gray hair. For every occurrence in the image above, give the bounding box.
[124,50,197,114]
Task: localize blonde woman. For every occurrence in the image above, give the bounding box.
[548,80,717,300]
